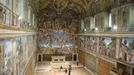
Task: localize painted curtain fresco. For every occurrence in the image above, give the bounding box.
[16,36,36,75]
[0,39,13,75]
[0,42,4,74]
[0,36,36,75]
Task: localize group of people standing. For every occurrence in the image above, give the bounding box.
[60,65,72,75]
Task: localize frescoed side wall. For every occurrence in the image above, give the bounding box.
[99,37,116,58]
[119,37,134,64]
[0,35,36,75]
[38,19,79,56]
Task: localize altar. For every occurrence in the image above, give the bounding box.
[51,56,65,62]
[37,53,78,63]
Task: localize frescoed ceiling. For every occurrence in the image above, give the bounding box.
[35,0,115,36]
[37,0,112,18]
[32,0,134,31]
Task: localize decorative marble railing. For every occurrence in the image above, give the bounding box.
[0,3,37,31]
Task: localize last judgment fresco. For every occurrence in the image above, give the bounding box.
[37,18,79,55]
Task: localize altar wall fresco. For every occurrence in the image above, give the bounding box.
[38,30,77,54]
[37,19,79,55]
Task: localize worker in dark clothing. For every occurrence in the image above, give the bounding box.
[68,65,72,75]
[65,68,67,75]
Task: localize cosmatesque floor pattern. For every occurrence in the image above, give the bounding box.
[35,67,91,75]
[34,62,91,75]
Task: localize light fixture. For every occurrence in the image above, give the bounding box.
[109,13,112,27]
[95,27,98,31]
[113,25,117,30]
[18,16,22,20]
[84,29,87,32]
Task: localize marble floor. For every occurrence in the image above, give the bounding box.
[34,62,91,75]
[35,67,91,75]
